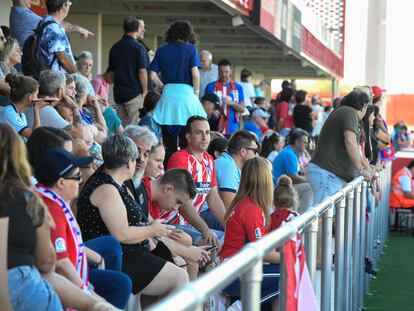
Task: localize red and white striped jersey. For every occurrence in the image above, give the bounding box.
[162,148,217,225]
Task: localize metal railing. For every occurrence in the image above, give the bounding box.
[149,164,391,311]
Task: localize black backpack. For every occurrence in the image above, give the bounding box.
[22,19,57,80]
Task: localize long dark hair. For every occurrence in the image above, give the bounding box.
[260,132,283,158]
[164,20,198,45]
[362,105,374,161]
[340,90,369,111]
[276,87,294,103]
[286,128,308,146]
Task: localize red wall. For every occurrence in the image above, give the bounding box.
[386,94,414,126]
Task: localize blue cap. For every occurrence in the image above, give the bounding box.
[35,148,93,184]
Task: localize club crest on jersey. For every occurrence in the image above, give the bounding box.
[254,228,262,239]
[55,237,67,253]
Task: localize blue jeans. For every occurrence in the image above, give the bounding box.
[306,163,347,205]
[173,224,225,245]
[85,236,132,309]
[85,236,123,271]
[200,209,224,231]
[8,266,63,310]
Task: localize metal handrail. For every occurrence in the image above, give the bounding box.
[149,165,391,311]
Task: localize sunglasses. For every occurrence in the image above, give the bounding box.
[244,147,258,154]
[63,172,82,181]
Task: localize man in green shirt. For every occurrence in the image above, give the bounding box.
[307,90,373,204]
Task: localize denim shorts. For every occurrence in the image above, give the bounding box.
[306,163,347,205]
[8,266,62,311]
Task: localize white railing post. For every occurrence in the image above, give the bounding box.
[352,184,362,311]
[279,249,287,311]
[334,195,346,311]
[304,216,318,286]
[360,181,367,308]
[321,204,334,311]
[241,259,263,311]
[344,190,355,310]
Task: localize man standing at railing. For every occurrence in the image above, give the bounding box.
[390,160,414,209]
[306,90,373,204]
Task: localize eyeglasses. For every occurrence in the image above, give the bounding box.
[244,147,258,154]
[63,172,82,181]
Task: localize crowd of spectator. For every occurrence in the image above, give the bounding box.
[0,0,393,310]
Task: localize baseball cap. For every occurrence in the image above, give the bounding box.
[252,108,270,119]
[35,148,93,185]
[371,86,386,99]
[201,93,220,108]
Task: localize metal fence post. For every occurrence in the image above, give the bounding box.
[304,216,318,286]
[321,203,334,311]
[334,195,346,311]
[365,186,375,295]
[279,249,287,311]
[344,190,355,311]
[241,259,263,311]
[360,181,367,308]
[352,184,362,311]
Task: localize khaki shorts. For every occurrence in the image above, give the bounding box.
[116,94,144,127]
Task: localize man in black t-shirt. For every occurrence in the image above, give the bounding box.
[293,90,314,134]
[108,16,148,127]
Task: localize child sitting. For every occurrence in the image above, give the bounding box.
[270,175,300,231]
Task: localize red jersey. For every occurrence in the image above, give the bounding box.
[142,176,162,220]
[220,197,267,259]
[164,148,216,225]
[270,208,299,232]
[35,184,88,283]
[275,101,294,129]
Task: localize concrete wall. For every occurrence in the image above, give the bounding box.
[0,2,11,27]
[66,13,102,76]
[365,0,386,87]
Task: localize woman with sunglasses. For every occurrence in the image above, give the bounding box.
[0,73,49,139]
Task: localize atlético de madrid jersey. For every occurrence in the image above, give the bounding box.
[163,148,217,225]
